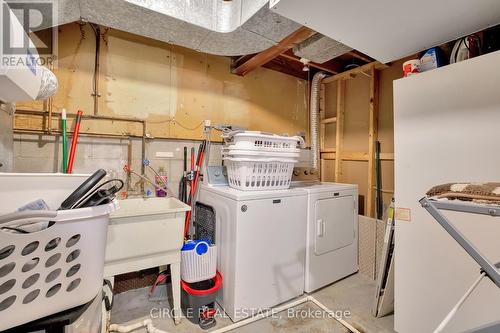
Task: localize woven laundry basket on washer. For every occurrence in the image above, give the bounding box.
[222,131,305,191]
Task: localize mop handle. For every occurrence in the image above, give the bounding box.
[61,109,68,173]
[66,110,83,173]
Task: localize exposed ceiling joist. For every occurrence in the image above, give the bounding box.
[278,51,342,74]
[232,26,316,76]
[347,50,374,63]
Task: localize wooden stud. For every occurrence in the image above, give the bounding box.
[366,65,379,218]
[334,80,346,182]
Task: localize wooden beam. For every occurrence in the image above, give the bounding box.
[347,50,374,63]
[367,66,380,218]
[334,80,345,182]
[232,26,316,76]
[320,151,394,161]
[262,57,309,80]
[320,117,337,124]
[278,52,341,75]
[323,61,387,84]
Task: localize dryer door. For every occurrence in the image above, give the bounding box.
[314,195,355,255]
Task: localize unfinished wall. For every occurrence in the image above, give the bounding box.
[15,23,308,141]
[322,59,410,214]
[322,59,409,279]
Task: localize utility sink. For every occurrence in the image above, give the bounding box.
[103,197,190,277]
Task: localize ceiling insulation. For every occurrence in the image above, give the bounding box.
[293,34,352,64]
[21,0,301,56]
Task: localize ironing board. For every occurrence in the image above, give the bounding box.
[420,197,500,333]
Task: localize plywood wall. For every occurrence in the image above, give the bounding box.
[322,59,409,214]
[16,23,308,141]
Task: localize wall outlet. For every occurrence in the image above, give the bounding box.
[156,151,174,158]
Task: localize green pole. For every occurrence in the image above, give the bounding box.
[61,109,68,173]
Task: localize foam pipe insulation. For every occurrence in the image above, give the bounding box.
[310,71,328,171]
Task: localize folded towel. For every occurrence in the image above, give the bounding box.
[427,182,500,203]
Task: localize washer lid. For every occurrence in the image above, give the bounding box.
[200,184,306,201]
[290,181,357,193]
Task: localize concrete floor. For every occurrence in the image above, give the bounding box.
[110,273,394,333]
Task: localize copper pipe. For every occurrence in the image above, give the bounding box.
[14,128,134,140]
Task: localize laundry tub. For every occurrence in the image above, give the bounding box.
[103,197,190,324]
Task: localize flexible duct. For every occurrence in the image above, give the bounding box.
[310,71,328,171]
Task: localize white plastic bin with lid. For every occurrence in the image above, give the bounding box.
[0,173,117,331]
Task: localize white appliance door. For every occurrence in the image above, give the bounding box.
[314,196,355,256]
[234,195,306,319]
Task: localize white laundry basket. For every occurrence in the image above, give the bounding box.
[223,131,305,152]
[0,173,118,331]
[181,241,217,283]
[222,131,304,191]
[224,156,296,191]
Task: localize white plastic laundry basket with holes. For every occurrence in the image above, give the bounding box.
[223,131,305,152]
[222,131,304,191]
[223,156,297,191]
[0,173,118,331]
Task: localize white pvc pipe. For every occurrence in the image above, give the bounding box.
[433,272,486,333]
[109,319,169,333]
[107,296,362,333]
[309,296,361,333]
[210,296,362,333]
[210,297,310,333]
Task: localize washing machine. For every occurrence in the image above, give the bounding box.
[291,181,358,293]
[198,183,307,322]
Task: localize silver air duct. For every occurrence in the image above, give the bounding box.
[309,71,328,171]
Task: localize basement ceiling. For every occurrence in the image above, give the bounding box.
[18,0,354,64]
[271,0,500,63]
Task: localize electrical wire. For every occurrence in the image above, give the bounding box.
[146,117,204,131]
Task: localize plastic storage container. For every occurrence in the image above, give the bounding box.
[0,173,117,331]
[181,241,216,283]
